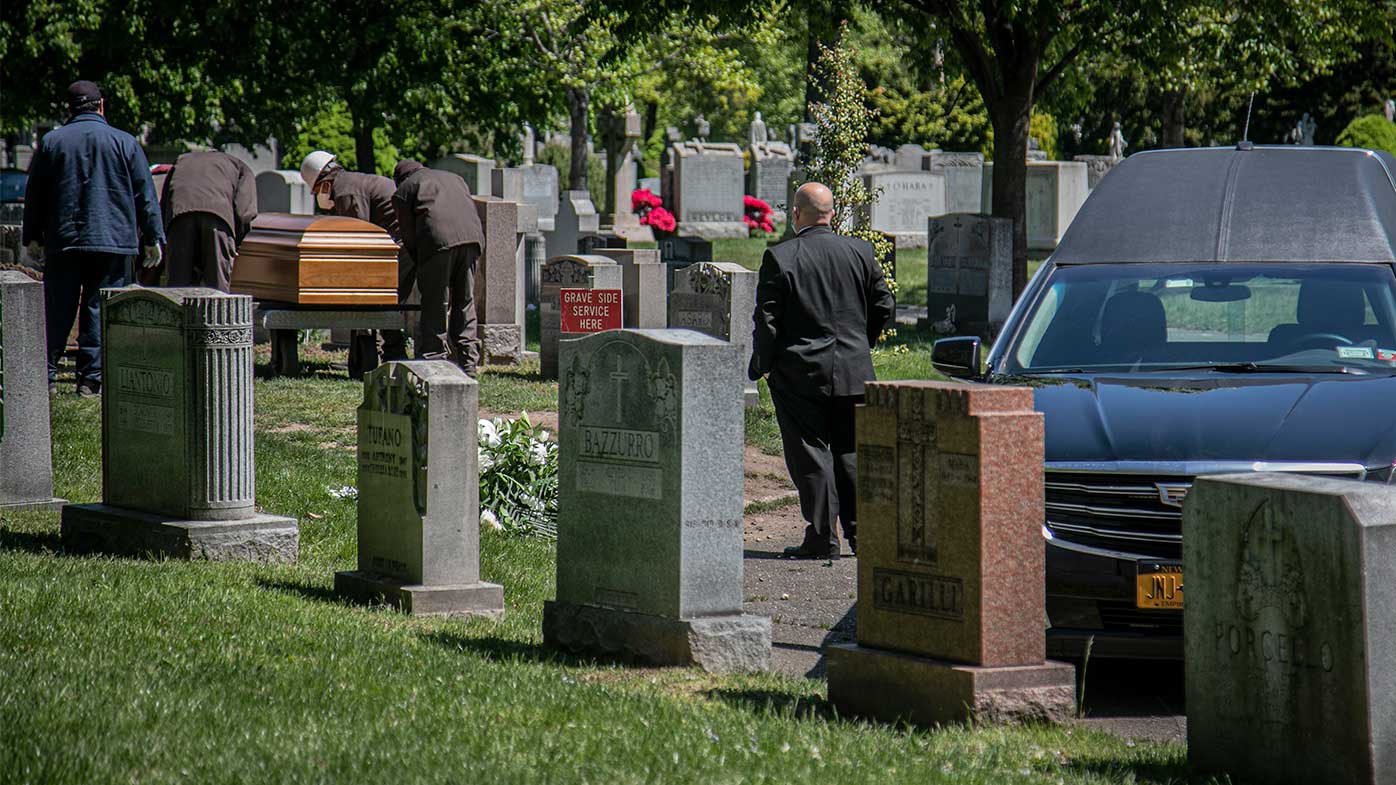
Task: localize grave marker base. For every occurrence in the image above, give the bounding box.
[61,503,298,563]
[0,497,67,512]
[543,600,771,674]
[480,324,524,365]
[828,643,1075,726]
[335,570,505,618]
[677,221,749,240]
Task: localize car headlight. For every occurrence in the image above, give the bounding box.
[1365,462,1396,484]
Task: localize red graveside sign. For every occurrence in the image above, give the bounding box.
[560,289,622,333]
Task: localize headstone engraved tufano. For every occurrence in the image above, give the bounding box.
[1185,474,1396,785]
[594,248,667,329]
[924,214,1013,333]
[472,196,525,365]
[255,170,313,215]
[668,262,758,407]
[335,362,504,617]
[543,329,771,672]
[925,152,985,215]
[546,190,600,260]
[864,171,947,248]
[0,271,65,510]
[827,381,1075,725]
[672,142,748,239]
[539,255,622,379]
[981,161,1088,251]
[61,288,298,561]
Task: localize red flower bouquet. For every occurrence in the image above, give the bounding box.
[743,195,774,235]
[632,188,676,234]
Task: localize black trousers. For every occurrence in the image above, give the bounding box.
[380,247,417,361]
[165,213,236,292]
[44,250,126,385]
[770,385,860,549]
[415,244,479,374]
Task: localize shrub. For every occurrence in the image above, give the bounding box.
[1335,114,1396,156]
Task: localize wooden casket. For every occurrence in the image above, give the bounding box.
[231,213,399,305]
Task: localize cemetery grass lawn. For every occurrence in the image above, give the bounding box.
[0,376,1202,785]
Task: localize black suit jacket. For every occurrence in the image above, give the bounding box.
[749,225,896,397]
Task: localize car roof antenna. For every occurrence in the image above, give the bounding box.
[1242,91,1256,142]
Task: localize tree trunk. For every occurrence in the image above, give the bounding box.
[1160,89,1187,148]
[803,2,853,118]
[990,100,1032,299]
[352,111,375,174]
[566,86,590,192]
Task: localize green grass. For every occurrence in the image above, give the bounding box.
[2,385,1201,785]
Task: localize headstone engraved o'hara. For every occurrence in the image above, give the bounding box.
[335,361,504,617]
[61,287,298,561]
[543,329,770,673]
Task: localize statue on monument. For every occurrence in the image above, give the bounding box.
[1107,121,1127,164]
[1386,99,1395,123]
[749,111,768,148]
[694,114,710,142]
[521,122,535,166]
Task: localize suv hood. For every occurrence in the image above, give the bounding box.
[1030,374,1396,469]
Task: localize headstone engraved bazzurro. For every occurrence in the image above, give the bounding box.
[543,329,771,672]
[335,362,504,617]
[1185,474,1396,785]
[61,288,298,561]
[539,255,622,379]
[0,271,65,510]
[668,262,758,407]
[827,381,1075,725]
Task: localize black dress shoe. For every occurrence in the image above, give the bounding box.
[847,536,857,556]
[76,381,101,398]
[783,543,840,560]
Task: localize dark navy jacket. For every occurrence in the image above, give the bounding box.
[21,113,164,255]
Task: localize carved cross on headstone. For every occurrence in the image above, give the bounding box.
[608,354,630,418]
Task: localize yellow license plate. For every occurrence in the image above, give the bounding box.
[1135,562,1184,609]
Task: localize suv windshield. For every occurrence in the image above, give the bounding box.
[1005,263,1396,374]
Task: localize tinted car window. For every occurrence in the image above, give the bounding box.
[0,170,26,202]
[1007,263,1396,373]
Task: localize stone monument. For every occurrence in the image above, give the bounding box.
[748,112,768,147]
[545,190,599,260]
[864,171,947,248]
[981,161,1089,251]
[335,361,505,618]
[924,214,1013,333]
[599,105,653,243]
[925,152,984,215]
[61,288,298,561]
[1184,473,1396,785]
[472,196,525,365]
[671,142,747,239]
[827,381,1075,725]
[543,329,770,673]
[255,170,313,215]
[0,271,65,510]
[431,153,494,196]
[748,142,795,220]
[894,144,929,171]
[539,255,622,379]
[593,248,667,329]
[657,235,714,293]
[668,262,758,407]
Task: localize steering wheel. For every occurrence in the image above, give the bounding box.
[1291,332,1354,351]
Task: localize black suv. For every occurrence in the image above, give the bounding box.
[933,145,1396,658]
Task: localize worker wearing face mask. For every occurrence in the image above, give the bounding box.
[301,151,415,361]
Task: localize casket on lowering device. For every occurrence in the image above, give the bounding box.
[232,213,399,305]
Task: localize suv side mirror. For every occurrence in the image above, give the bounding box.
[932,336,981,379]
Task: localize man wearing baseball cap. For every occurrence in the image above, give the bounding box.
[21,80,163,396]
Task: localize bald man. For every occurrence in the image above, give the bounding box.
[749,182,896,559]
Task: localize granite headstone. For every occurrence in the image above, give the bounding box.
[865,171,947,248]
[827,381,1075,725]
[0,271,65,510]
[431,153,494,196]
[472,196,525,365]
[668,262,757,407]
[672,142,747,239]
[594,248,667,329]
[61,288,298,561]
[924,214,1013,332]
[749,142,795,219]
[545,190,600,260]
[335,361,505,617]
[255,170,313,215]
[981,161,1088,251]
[543,329,770,672]
[1185,474,1396,785]
[925,152,985,215]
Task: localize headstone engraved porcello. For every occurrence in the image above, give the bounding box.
[61,287,298,561]
[1185,473,1396,785]
[335,361,504,617]
[544,329,771,672]
[827,381,1075,726]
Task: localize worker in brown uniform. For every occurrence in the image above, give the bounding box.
[301,150,415,361]
[160,150,257,291]
[391,159,484,374]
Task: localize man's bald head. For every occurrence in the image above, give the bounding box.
[793,182,834,230]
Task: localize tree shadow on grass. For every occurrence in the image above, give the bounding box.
[420,630,582,667]
[483,366,548,384]
[0,526,63,555]
[256,577,349,606]
[704,686,836,722]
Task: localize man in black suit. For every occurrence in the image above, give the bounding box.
[750,182,896,559]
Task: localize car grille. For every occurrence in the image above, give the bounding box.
[1044,471,1187,560]
[1097,600,1185,634]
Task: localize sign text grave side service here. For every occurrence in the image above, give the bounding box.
[560,288,622,334]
